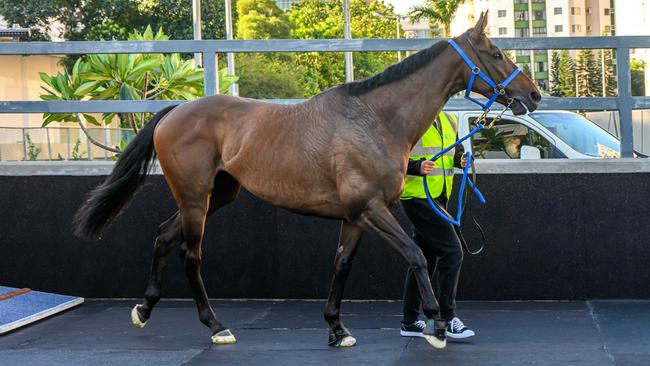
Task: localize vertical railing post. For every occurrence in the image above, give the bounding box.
[616,47,634,157]
[203,50,217,96]
[21,128,27,161]
[46,127,52,160]
[66,128,70,160]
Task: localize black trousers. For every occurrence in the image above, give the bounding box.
[400,197,463,323]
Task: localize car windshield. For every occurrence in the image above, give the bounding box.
[529,112,620,157]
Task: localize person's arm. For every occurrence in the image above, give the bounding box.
[407,158,425,176]
[454,143,467,168]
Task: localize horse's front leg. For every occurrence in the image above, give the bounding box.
[358,198,447,349]
[324,221,364,347]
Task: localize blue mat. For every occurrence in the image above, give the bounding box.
[0,286,83,334]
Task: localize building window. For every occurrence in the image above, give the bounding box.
[604,25,612,34]
[586,25,592,32]
[515,28,530,37]
[498,27,508,35]
[533,10,546,20]
[587,7,592,14]
[554,7,562,15]
[555,25,563,32]
[571,7,580,15]
[536,61,548,73]
[515,10,529,21]
[531,0,545,3]
[533,27,547,36]
[276,0,298,10]
[572,24,582,32]
[415,29,430,38]
[498,10,507,17]
[604,8,610,15]
[516,49,530,56]
[514,0,527,4]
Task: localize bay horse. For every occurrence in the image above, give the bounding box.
[73,12,540,349]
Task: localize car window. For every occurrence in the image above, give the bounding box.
[469,117,557,159]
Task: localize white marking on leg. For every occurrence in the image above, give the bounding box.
[212,329,237,345]
[131,305,146,328]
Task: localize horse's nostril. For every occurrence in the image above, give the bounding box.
[530,91,541,103]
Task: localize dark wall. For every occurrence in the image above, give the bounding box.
[1,173,649,300]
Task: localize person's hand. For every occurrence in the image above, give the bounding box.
[461,154,467,168]
[420,160,435,175]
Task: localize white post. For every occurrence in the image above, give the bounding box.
[396,16,401,62]
[343,0,354,82]
[225,0,239,96]
[192,0,202,66]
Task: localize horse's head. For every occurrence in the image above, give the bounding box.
[450,11,540,115]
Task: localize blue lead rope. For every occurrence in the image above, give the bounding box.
[423,125,486,227]
[422,38,522,227]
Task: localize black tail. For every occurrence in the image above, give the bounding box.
[73,105,177,240]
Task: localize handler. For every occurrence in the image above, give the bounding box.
[399,111,475,340]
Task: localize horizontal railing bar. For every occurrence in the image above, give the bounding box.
[2,97,646,113]
[1,36,649,55]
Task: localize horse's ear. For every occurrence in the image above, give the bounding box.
[473,11,489,35]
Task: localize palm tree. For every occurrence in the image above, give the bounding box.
[408,0,467,38]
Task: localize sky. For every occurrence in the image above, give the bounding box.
[385,0,426,15]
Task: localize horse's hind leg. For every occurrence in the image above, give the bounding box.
[131,211,182,328]
[177,170,241,344]
[324,222,363,347]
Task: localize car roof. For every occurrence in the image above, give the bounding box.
[446,110,576,117]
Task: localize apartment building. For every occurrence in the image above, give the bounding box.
[275,0,301,10]
[615,0,650,95]
[452,0,615,91]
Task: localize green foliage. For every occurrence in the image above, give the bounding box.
[39,26,237,131]
[0,0,67,41]
[558,50,576,97]
[549,51,563,97]
[86,19,129,41]
[601,49,617,97]
[70,139,88,160]
[408,0,466,38]
[236,54,307,98]
[631,59,646,96]
[576,49,601,97]
[288,0,399,94]
[237,0,290,39]
[0,0,229,41]
[24,133,42,161]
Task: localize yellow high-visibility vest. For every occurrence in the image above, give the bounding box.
[401,112,457,200]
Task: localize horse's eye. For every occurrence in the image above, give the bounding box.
[493,52,503,59]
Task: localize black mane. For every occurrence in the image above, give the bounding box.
[342,40,449,96]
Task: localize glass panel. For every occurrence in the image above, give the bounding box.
[469,117,554,159]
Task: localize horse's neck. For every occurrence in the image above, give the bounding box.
[362,47,465,148]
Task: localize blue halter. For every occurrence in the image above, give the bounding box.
[422,38,522,227]
[447,38,521,111]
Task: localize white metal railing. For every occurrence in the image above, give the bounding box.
[1,37,649,156]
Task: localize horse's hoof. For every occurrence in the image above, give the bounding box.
[424,334,447,349]
[130,305,147,328]
[328,326,356,347]
[337,335,356,347]
[212,329,237,345]
[423,319,447,349]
